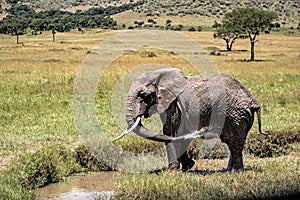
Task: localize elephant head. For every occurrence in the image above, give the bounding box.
[114,68,191,142]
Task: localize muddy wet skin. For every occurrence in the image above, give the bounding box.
[37,172,119,200]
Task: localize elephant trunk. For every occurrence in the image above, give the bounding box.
[119,94,185,143]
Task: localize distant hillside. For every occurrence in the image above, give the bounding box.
[1,0,140,11]
[135,0,299,26]
[1,0,299,27]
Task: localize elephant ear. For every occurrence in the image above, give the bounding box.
[154,68,188,113]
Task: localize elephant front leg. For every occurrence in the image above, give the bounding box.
[165,142,180,170]
[162,101,194,171]
[161,101,182,170]
[180,150,195,172]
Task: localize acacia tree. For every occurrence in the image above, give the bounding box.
[0,16,28,44]
[213,21,247,51]
[224,8,277,61]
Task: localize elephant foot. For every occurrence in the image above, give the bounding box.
[181,158,195,172]
[220,167,231,173]
[221,166,243,173]
[168,161,180,171]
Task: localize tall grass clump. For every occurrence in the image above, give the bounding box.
[9,145,82,190]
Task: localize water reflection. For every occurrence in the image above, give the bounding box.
[37,172,119,200]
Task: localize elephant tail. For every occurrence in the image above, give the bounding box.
[255,107,269,135]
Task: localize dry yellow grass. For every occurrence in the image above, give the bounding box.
[0,30,115,74]
[97,31,300,77]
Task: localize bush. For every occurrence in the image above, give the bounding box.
[9,145,82,190]
[210,50,222,56]
[245,132,300,158]
[188,132,300,160]
[188,26,196,31]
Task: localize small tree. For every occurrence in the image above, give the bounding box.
[224,8,277,61]
[166,19,172,29]
[213,21,246,51]
[52,29,56,42]
[0,16,28,44]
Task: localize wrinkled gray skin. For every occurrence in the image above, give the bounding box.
[123,68,267,171]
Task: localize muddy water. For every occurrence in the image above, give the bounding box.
[37,172,119,200]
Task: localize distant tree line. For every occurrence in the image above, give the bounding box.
[0,2,141,43]
[125,18,203,32]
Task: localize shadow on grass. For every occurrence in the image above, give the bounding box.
[237,59,276,62]
[149,167,255,175]
[188,167,254,176]
[222,58,276,62]
[219,49,248,52]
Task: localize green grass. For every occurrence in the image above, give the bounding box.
[231,72,300,133]
[0,30,114,166]
[115,156,300,200]
[0,30,299,199]
[116,158,300,199]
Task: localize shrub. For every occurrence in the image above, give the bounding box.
[188,26,196,31]
[210,50,222,56]
[245,132,300,158]
[9,145,82,190]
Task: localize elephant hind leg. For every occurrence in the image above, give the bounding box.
[227,147,244,171]
[222,133,246,171]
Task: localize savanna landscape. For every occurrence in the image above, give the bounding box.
[0,0,299,199]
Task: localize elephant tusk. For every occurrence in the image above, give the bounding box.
[113,117,141,141]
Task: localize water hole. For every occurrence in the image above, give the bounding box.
[37,172,119,200]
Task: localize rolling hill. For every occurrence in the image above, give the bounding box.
[1,0,299,27]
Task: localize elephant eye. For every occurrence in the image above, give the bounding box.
[139,91,147,98]
[139,91,156,104]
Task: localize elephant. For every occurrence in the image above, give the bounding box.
[114,68,268,171]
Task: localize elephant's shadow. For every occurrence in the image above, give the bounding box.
[150,167,253,176]
[188,169,225,176]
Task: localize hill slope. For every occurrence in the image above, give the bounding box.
[1,0,299,27]
[135,0,299,25]
[1,0,140,11]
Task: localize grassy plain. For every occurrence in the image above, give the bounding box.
[0,30,114,169]
[0,29,299,199]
